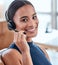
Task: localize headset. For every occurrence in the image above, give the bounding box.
[5,0,33,31]
[5,0,26,30]
[5,10,27,34]
[5,10,16,30]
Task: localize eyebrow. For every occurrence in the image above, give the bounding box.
[32,13,37,16]
[20,16,28,19]
[20,12,37,19]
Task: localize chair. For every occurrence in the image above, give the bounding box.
[0,21,14,65]
[0,21,14,50]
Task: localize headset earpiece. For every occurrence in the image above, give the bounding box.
[5,10,16,30]
[7,20,16,30]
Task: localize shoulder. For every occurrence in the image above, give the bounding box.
[2,49,22,65]
[2,48,22,58]
[39,45,50,61]
[34,42,50,61]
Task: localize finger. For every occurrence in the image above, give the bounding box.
[14,31,26,43]
[13,32,19,42]
[21,34,26,40]
[18,31,26,39]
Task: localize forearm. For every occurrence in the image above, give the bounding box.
[22,52,33,65]
[14,32,33,65]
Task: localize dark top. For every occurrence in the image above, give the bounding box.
[9,41,52,65]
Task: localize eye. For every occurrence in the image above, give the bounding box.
[20,18,28,22]
[32,15,37,20]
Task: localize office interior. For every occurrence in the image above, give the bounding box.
[0,0,58,65]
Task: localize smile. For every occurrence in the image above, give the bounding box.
[28,28,35,31]
[26,27,37,33]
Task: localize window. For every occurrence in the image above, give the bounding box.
[57,0,58,12]
[57,0,58,29]
[57,16,58,29]
[0,0,4,21]
[0,0,14,21]
[37,14,51,32]
[28,0,51,12]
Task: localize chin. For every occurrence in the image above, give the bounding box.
[27,31,38,38]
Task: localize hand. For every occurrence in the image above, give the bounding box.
[13,31,30,53]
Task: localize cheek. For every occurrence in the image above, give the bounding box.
[36,20,39,27]
[34,20,39,28]
[36,19,39,24]
[16,23,27,31]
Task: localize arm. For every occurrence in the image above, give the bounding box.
[2,31,33,65]
[13,31,33,65]
[2,49,23,65]
[22,52,33,65]
[2,49,33,65]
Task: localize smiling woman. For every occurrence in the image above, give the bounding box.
[1,0,52,65]
[13,5,38,38]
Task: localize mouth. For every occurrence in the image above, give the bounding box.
[25,27,38,33]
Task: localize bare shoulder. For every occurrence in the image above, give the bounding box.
[2,49,22,65]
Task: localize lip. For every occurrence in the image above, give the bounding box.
[27,28,35,32]
[25,27,37,32]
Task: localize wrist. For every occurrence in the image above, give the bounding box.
[22,50,30,55]
[22,50,33,65]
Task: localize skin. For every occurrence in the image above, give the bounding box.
[2,4,50,65]
[13,5,39,42]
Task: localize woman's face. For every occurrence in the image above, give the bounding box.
[13,5,39,38]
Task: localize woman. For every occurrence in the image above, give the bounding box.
[2,0,52,65]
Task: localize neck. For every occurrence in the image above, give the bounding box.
[26,37,32,42]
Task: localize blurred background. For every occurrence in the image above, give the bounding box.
[0,0,58,65]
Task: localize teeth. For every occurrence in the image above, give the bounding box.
[27,28,35,32]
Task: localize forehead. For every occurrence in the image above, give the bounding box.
[14,5,35,17]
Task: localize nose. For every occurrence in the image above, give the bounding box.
[27,19,35,28]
